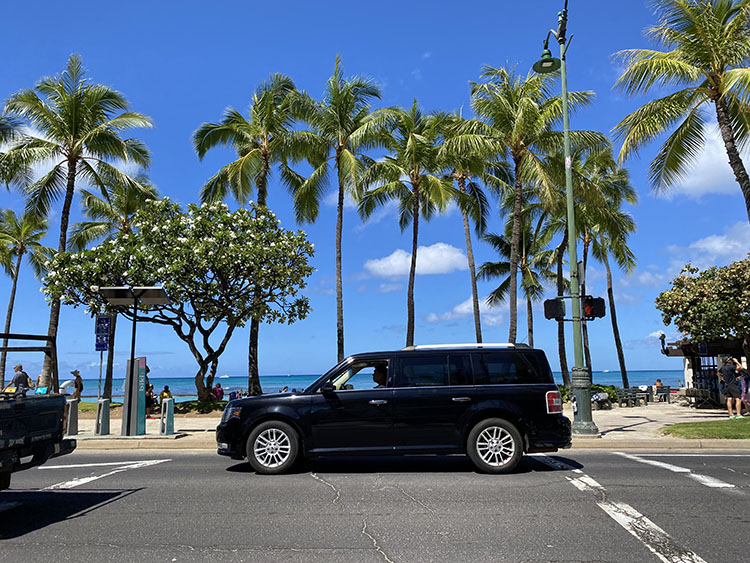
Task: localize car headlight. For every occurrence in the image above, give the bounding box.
[221,404,242,423]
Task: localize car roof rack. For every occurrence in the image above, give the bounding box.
[401,343,530,351]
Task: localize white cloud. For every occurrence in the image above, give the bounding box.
[422,52,432,59]
[363,242,468,278]
[324,190,356,209]
[378,283,402,293]
[426,296,504,327]
[663,123,750,199]
[666,221,750,268]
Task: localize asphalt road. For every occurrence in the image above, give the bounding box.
[1,450,749,562]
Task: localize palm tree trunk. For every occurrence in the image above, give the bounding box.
[603,253,629,388]
[714,98,750,224]
[335,155,345,361]
[507,158,523,343]
[103,313,116,400]
[526,293,534,348]
[247,163,269,396]
[42,159,77,392]
[458,177,482,343]
[0,251,23,387]
[555,233,570,388]
[581,234,592,371]
[406,182,420,347]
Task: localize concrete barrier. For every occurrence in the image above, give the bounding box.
[95,399,110,435]
[160,398,174,435]
[65,398,79,436]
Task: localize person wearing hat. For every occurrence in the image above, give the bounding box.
[717,356,743,419]
[3,364,33,396]
[71,369,84,400]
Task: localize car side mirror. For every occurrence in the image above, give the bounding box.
[320,381,335,395]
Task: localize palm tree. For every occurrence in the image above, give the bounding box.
[478,206,556,347]
[439,113,511,343]
[193,73,297,395]
[614,0,750,221]
[592,211,637,389]
[359,102,455,346]
[2,54,152,390]
[67,171,158,399]
[0,210,52,386]
[289,56,384,362]
[470,65,600,343]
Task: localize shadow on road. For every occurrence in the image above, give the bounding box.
[0,489,140,539]
[226,454,584,475]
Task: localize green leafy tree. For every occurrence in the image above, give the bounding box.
[0,210,52,386]
[42,199,314,401]
[656,257,750,360]
[359,102,455,346]
[2,54,152,390]
[193,73,298,395]
[614,0,750,221]
[289,56,385,361]
[470,65,600,343]
[67,171,158,399]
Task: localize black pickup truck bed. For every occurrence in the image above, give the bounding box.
[0,394,76,490]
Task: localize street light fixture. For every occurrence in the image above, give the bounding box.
[532,0,598,435]
[98,286,170,435]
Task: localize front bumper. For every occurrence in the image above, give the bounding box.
[216,422,243,459]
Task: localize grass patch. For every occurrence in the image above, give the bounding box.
[174,400,227,415]
[79,401,122,413]
[662,417,750,439]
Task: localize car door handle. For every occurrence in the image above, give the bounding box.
[451,397,471,402]
[369,399,388,405]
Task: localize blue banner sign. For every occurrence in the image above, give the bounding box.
[95,334,108,352]
[96,315,111,335]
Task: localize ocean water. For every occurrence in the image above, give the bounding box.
[75,369,684,402]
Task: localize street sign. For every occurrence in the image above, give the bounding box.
[95,334,108,352]
[96,315,111,335]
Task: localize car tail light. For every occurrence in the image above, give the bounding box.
[546,390,563,414]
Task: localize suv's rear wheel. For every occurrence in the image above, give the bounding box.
[467,418,523,474]
[246,421,299,474]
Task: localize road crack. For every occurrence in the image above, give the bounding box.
[362,518,396,563]
[310,472,341,504]
[392,483,434,513]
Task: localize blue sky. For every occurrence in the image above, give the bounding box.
[2,0,748,382]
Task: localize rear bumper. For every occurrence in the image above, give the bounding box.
[0,438,76,475]
[527,415,572,452]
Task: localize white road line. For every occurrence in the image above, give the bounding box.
[638,454,750,458]
[41,460,165,470]
[598,501,707,563]
[43,459,170,490]
[566,473,707,563]
[614,452,737,490]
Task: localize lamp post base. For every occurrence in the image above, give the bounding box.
[570,366,600,436]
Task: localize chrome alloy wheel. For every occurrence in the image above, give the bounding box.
[475,425,516,467]
[253,428,292,468]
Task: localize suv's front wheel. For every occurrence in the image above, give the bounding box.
[467,418,523,474]
[246,421,299,474]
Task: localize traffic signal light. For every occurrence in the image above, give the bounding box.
[544,298,565,320]
[582,296,605,319]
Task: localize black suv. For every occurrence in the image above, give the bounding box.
[216,344,571,474]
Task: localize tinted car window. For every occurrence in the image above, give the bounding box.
[395,355,472,387]
[472,351,547,384]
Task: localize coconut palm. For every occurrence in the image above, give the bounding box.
[439,113,511,343]
[289,56,384,362]
[193,73,297,395]
[0,210,52,386]
[2,54,152,390]
[67,171,158,399]
[470,65,601,343]
[614,0,750,221]
[359,102,455,346]
[478,206,556,347]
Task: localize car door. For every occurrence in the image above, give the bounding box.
[390,353,474,454]
[307,363,394,454]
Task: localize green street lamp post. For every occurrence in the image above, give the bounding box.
[533,0,598,435]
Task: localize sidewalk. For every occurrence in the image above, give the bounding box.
[70,401,750,451]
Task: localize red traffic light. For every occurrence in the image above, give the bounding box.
[582,296,605,319]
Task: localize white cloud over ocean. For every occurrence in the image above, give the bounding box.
[363,242,468,278]
[426,297,505,327]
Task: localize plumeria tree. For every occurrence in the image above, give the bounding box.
[42,198,314,400]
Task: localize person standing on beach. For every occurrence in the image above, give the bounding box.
[71,370,84,400]
[717,357,743,419]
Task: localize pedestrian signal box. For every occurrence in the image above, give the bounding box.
[543,298,565,320]
[582,296,605,320]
